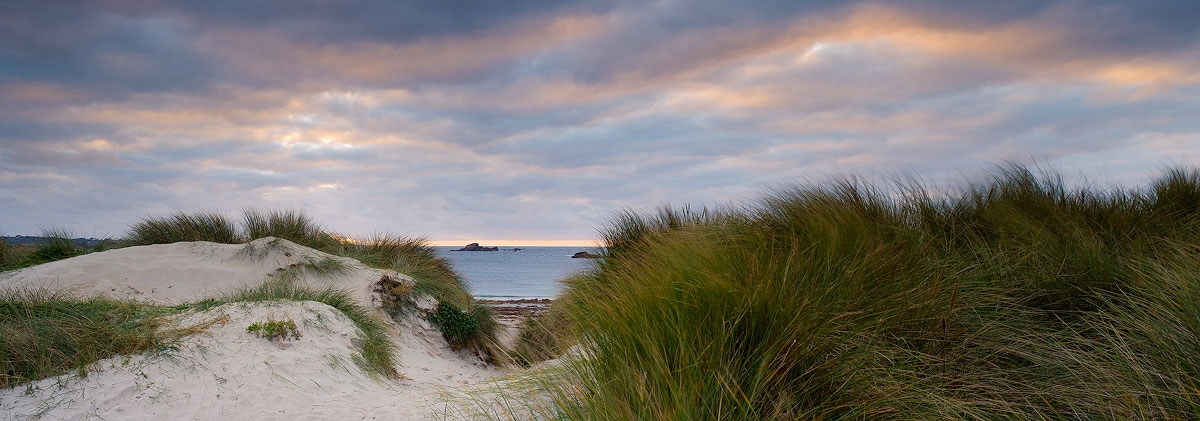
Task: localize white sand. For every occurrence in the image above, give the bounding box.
[0,238,518,420]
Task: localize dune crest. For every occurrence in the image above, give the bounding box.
[0,238,510,419]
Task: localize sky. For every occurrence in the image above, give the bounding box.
[2,0,1199,245]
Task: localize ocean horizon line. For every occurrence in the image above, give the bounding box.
[429,239,601,247]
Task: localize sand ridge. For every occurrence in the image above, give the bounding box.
[0,238,517,420]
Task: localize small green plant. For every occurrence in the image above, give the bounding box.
[247,318,301,341]
[428,302,479,349]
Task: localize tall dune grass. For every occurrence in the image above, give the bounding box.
[0,288,161,388]
[511,165,1200,419]
[345,233,473,307]
[126,210,241,245]
[242,208,338,251]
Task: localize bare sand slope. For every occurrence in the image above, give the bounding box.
[0,238,513,420]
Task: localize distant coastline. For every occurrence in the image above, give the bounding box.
[1,235,107,248]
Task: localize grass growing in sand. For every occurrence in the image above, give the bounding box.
[339,233,504,363]
[181,265,400,379]
[495,164,1200,420]
[247,318,301,341]
[0,235,12,268]
[242,208,340,251]
[128,208,500,361]
[0,288,163,388]
[0,266,402,385]
[1,209,500,387]
[126,210,242,245]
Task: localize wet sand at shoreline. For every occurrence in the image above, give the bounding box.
[478,298,553,348]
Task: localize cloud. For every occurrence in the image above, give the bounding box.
[2,0,1200,241]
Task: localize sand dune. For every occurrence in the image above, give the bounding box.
[0,238,515,420]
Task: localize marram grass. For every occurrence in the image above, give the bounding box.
[126,210,241,245]
[0,287,162,388]
[503,165,1200,420]
[242,208,339,251]
[3,208,501,386]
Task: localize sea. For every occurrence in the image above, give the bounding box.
[435,246,603,299]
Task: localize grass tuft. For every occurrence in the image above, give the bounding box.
[504,164,1200,419]
[247,318,302,342]
[0,288,161,388]
[339,234,468,303]
[242,208,338,251]
[127,210,241,245]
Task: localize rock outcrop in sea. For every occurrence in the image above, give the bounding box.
[457,243,499,251]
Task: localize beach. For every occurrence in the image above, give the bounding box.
[479,298,553,349]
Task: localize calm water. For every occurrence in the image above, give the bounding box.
[435,246,602,299]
